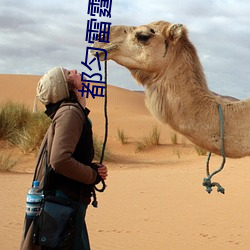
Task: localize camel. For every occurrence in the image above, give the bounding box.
[92,21,250,159]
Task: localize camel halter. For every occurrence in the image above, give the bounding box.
[91,61,108,207]
[202,104,226,194]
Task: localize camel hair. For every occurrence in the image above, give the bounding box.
[92,20,250,158]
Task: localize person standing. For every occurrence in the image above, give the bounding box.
[21,67,108,250]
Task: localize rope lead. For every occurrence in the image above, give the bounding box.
[202,104,226,194]
[92,61,108,207]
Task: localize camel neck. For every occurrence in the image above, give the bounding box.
[145,68,223,155]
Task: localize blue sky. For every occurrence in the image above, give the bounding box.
[1,0,250,99]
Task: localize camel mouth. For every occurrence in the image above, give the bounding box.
[90,44,118,60]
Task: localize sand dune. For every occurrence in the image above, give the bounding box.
[1,74,250,250]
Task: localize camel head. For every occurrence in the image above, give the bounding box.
[92,21,189,86]
[92,21,250,159]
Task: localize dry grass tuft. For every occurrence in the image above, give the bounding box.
[0,101,50,153]
[117,128,128,144]
[195,146,207,156]
[136,126,161,152]
[0,152,18,172]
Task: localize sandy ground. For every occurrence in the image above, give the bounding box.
[1,74,250,250]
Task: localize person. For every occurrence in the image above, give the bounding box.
[21,67,108,250]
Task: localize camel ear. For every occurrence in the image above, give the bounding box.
[167,23,184,43]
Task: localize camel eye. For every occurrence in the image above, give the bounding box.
[136,34,151,42]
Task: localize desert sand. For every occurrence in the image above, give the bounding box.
[1,74,250,250]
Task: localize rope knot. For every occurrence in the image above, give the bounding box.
[202,104,226,195]
[202,177,225,194]
[202,178,213,194]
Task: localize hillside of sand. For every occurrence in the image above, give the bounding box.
[1,74,250,250]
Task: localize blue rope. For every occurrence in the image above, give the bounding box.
[202,104,226,194]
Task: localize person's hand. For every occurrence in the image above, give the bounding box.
[90,163,108,184]
[96,164,108,180]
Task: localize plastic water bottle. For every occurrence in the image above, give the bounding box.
[26,180,43,218]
